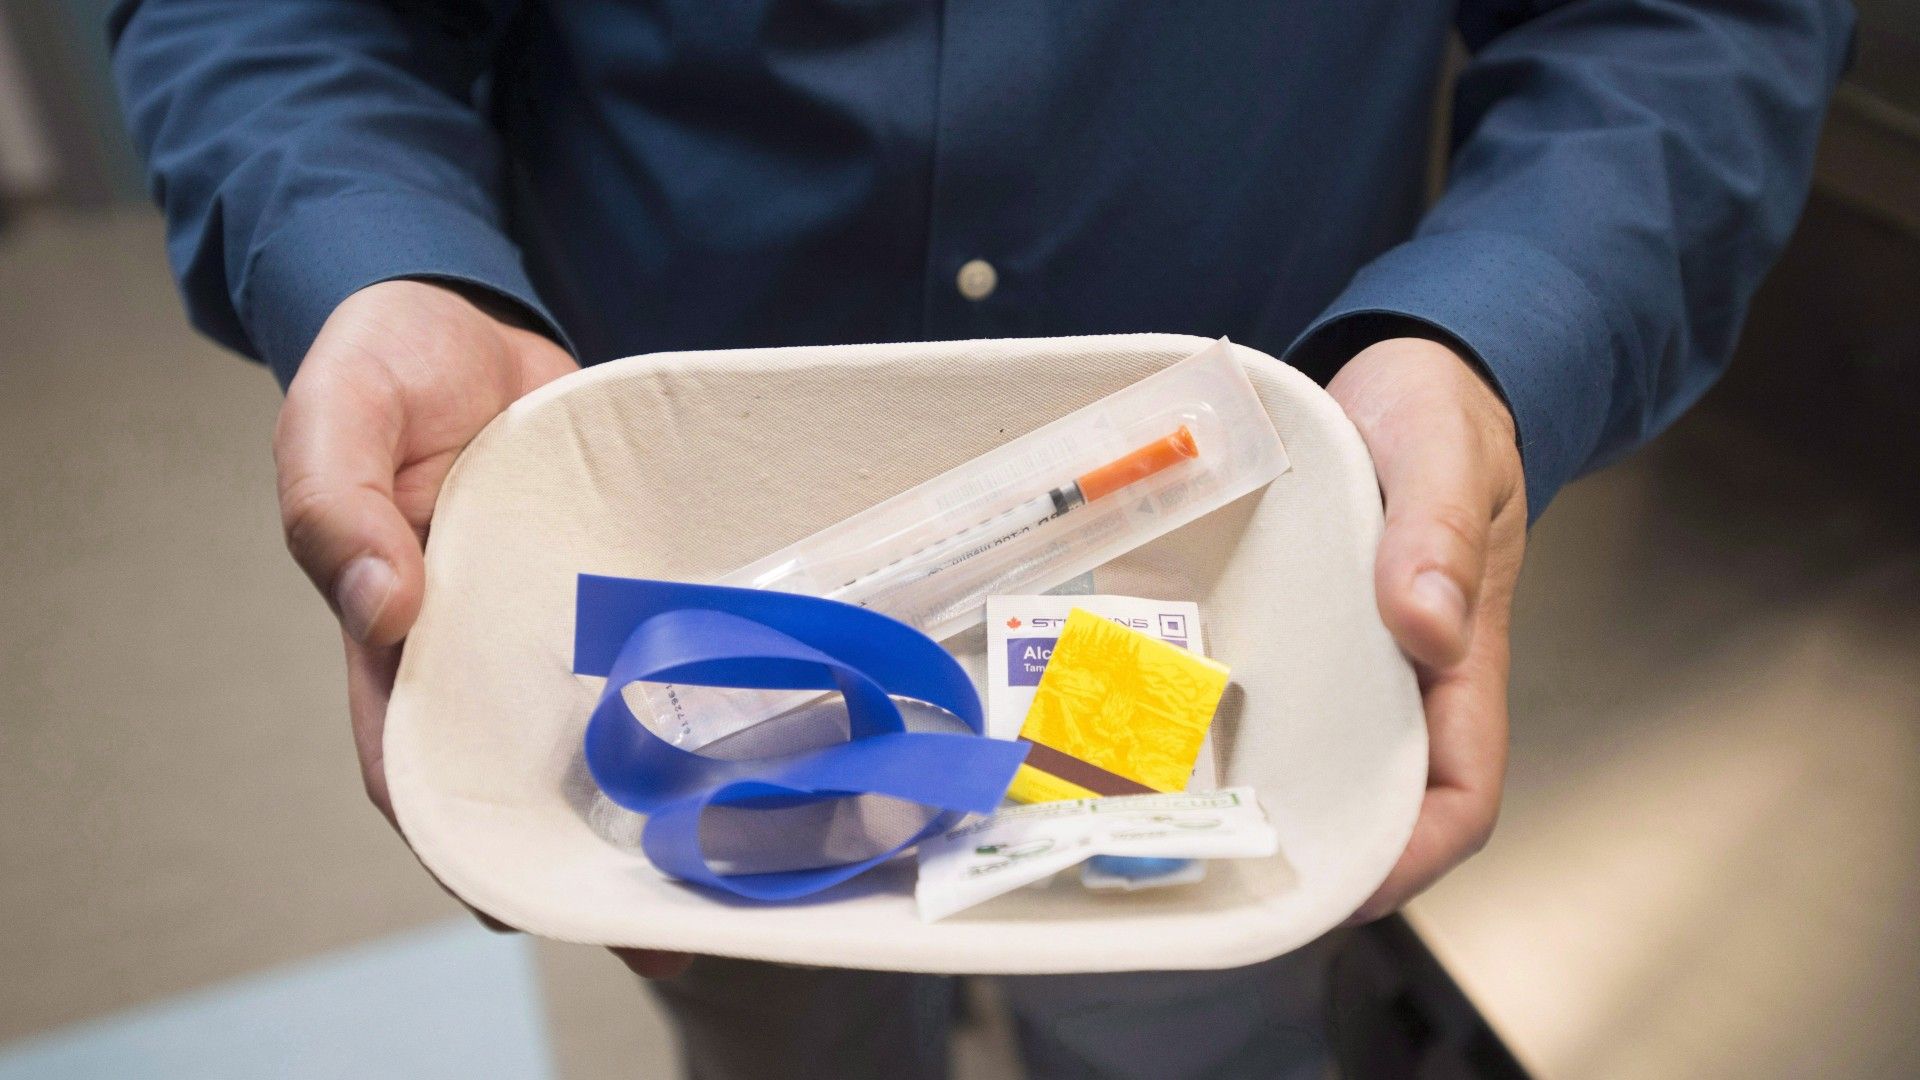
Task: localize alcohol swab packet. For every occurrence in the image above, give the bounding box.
[915,788,1279,922]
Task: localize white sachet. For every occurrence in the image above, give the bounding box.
[915,788,1278,922]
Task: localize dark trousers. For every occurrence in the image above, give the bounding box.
[650,936,1340,1080]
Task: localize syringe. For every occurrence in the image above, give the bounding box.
[638,427,1200,747]
[824,426,1199,608]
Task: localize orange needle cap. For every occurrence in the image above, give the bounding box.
[1074,426,1199,502]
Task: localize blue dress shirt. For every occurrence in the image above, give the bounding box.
[110,1,1852,519]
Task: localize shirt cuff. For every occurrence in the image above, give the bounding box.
[236,192,573,388]
[1283,230,1621,523]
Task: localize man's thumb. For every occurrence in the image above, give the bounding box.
[275,374,425,647]
[284,484,424,641]
[1376,492,1488,670]
[1330,340,1506,672]
[280,482,424,646]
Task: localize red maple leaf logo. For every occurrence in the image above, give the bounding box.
[1005,616,1022,629]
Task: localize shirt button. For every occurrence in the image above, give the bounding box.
[956,259,998,301]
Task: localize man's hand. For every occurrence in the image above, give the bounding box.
[274,279,688,978]
[1327,337,1526,923]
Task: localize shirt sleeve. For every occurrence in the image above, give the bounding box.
[109,0,569,388]
[1285,0,1855,521]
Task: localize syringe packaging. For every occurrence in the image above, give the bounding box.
[638,338,1289,748]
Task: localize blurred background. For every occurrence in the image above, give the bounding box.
[2,2,1916,1078]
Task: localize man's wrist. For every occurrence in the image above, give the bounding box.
[394,277,560,343]
[1299,313,1517,439]
[1336,335,1518,451]
[240,192,580,388]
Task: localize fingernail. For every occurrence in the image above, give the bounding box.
[1411,570,1467,639]
[335,557,396,643]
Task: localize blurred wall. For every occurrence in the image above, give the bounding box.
[0,7,58,198]
[0,0,140,206]
[1711,17,1920,526]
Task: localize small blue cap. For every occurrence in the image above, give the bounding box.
[1085,855,1193,880]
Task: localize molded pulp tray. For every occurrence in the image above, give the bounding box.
[384,334,1425,974]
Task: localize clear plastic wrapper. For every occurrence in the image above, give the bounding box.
[636,338,1288,748]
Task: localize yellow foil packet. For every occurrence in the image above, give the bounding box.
[1006,607,1231,803]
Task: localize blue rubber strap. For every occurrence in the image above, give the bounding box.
[574,575,1028,900]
